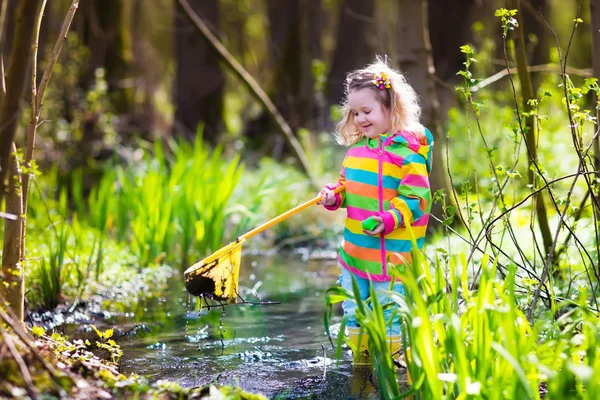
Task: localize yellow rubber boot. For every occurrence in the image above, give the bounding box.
[405,346,413,385]
[347,326,370,366]
[387,335,412,384]
[386,334,402,361]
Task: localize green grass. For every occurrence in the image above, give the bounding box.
[20,131,343,310]
[38,225,69,310]
[325,225,600,399]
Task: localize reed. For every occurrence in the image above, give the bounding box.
[325,227,600,399]
[38,225,69,310]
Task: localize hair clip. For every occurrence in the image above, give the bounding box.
[372,72,391,90]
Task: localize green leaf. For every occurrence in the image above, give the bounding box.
[92,325,103,339]
[32,325,45,338]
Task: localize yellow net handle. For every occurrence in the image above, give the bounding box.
[239,183,346,241]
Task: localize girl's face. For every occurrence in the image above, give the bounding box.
[348,88,391,139]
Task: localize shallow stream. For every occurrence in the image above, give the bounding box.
[118,253,387,399]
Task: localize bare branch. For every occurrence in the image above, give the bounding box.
[471,64,593,92]
[177,0,317,188]
[0,322,37,398]
[22,0,80,240]
[0,54,5,95]
[36,0,80,112]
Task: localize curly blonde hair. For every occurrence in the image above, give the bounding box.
[334,56,424,146]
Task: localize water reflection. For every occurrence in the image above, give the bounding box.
[119,254,384,399]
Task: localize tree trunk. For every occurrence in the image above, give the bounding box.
[66,0,133,155]
[326,0,375,112]
[0,0,18,73]
[0,0,42,207]
[79,0,132,114]
[302,0,324,131]
[245,0,322,157]
[178,0,317,185]
[591,0,600,174]
[591,0,600,287]
[173,0,224,144]
[395,0,458,231]
[521,0,549,89]
[511,0,553,254]
[0,0,9,102]
[428,0,477,118]
[129,0,157,138]
[1,144,23,320]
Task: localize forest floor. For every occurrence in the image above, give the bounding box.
[1,298,267,400]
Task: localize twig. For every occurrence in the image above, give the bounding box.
[0,300,62,378]
[0,53,5,95]
[22,0,80,216]
[35,0,80,112]
[321,343,327,378]
[484,173,598,264]
[429,213,509,273]
[343,5,375,24]
[431,74,455,91]
[0,0,8,95]
[467,82,536,282]
[177,0,317,188]
[0,320,37,399]
[471,64,592,92]
[555,190,590,260]
[0,0,8,56]
[528,1,600,319]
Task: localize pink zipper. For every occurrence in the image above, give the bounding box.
[378,138,386,276]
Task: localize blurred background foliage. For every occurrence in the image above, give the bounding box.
[1,0,599,315]
[1,1,600,397]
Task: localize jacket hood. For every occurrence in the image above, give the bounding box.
[389,129,434,172]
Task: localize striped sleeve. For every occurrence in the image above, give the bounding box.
[381,153,431,233]
[323,159,347,211]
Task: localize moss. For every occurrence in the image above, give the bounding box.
[1,326,266,400]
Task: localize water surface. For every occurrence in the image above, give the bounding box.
[119,253,386,399]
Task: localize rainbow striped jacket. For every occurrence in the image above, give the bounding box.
[324,129,434,282]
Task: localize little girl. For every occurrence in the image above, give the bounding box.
[319,57,433,363]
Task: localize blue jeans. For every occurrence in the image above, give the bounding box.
[340,267,406,335]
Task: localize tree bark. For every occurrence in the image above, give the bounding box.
[521,0,549,89]
[511,0,553,254]
[0,0,18,74]
[302,0,324,131]
[1,0,78,321]
[326,0,375,112]
[173,0,224,144]
[67,0,132,154]
[245,0,322,157]
[20,0,78,273]
[129,0,158,138]
[395,0,459,231]
[1,144,23,320]
[0,0,9,101]
[591,0,600,174]
[428,0,477,117]
[266,0,320,131]
[0,0,42,207]
[79,0,132,113]
[178,0,317,187]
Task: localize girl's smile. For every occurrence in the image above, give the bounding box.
[348,88,391,138]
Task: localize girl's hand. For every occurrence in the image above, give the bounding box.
[318,188,336,206]
[363,216,384,236]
